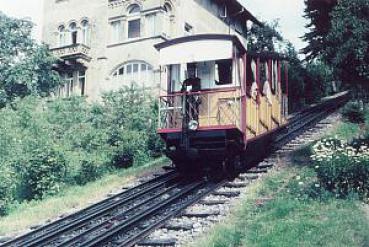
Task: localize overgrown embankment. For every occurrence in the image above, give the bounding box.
[190,102,369,247]
[0,85,163,215]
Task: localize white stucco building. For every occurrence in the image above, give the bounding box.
[42,0,260,101]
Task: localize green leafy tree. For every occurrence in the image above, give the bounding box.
[247,21,283,52]
[0,12,60,107]
[303,0,369,98]
[302,0,337,60]
[285,43,307,111]
[326,0,369,89]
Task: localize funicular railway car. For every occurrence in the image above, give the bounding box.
[155,34,289,175]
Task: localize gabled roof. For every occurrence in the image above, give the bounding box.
[214,0,262,26]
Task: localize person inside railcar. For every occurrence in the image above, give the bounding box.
[169,59,234,93]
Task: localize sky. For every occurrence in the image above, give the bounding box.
[0,0,308,51]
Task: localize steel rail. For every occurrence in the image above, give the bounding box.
[116,180,227,247]
[52,182,185,247]
[79,181,207,247]
[23,174,179,247]
[1,170,177,247]
[275,95,347,146]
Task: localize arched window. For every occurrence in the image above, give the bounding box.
[58,25,66,46]
[127,4,141,39]
[128,4,141,14]
[112,61,154,87]
[81,20,90,46]
[69,22,78,45]
[163,3,173,37]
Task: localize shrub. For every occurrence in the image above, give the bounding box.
[0,85,163,212]
[109,129,148,168]
[75,160,102,185]
[311,138,369,198]
[0,166,15,215]
[341,102,365,124]
[21,147,67,200]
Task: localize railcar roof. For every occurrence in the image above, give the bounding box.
[247,51,288,61]
[154,34,246,53]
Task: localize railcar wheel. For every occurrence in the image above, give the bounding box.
[223,155,241,179]
[175,161,202,178]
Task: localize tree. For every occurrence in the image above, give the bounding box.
[326,0,369,90]
[247,21,283,52]
[302,0,337,60]
[0,12,60,108]
[286,42,332,111]
[285,43,307,111]
[303,0,369,98]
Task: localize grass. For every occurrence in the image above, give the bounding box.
[0,157,168,236]
[190,165,369,247]
[189,116,369,247]
[329,121,361,140]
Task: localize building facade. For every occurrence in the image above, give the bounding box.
[42,0,259,101]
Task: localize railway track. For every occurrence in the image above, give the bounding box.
[1,171,181,247]
[1,94,348,247]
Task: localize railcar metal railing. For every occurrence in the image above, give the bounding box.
[159,89,242,130]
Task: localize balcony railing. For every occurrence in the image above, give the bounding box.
[159,88,242,130]
[50,43,91,61]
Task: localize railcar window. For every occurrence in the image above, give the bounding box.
[215,59,232,85]
[169,64,182,92]
[272,60,278,93]
[260,62,267,85]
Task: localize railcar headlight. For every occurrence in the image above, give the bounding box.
[188,120,199,131]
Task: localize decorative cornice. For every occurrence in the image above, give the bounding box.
[108,0,143,9]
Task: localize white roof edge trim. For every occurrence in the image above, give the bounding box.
[158,39,234,65]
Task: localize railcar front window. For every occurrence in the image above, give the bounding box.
[169,64,182,92]
[215,59,232,85]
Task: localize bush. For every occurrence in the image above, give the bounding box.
[341,102,365,124]
[0,166,15,215]
[311,138,369,198]
[75,160,102,185]
[0,85,164,212]
[21,147,67,199]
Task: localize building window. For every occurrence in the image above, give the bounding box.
[78,70,86,96]
[163,3,173,37]
[184,23,193,36]
[128,4,140,14]
[69,22,78,45]
[66,72,74,97]
[57,71,86,97]
[58,72,74,97]
[112,61,154,87]
[145,13,157,37]
[128,19,141,38]
[110,20,124,44]
[127,4,141,39]
[81,20,90,46]
[58,25,67,47]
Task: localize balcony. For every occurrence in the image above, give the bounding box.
[51,43,92,62]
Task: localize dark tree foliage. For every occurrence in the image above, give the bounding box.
[287,42,333,111]
[0,12,60,108]
[248,21,332,111]
[302,0,337,60]
[285,43,307,111]
[326,0,369,88]
[247,21,283,52]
